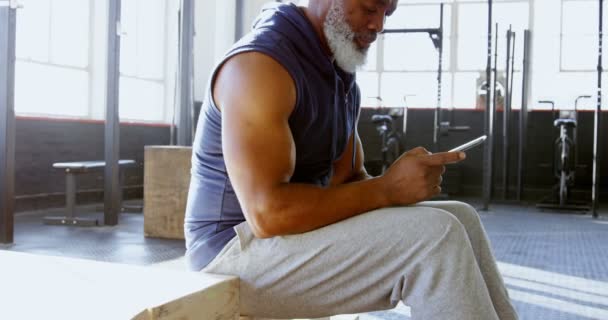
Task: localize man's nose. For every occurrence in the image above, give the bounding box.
[368,12,386,33]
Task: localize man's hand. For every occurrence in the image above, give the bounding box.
[381,147,466,205]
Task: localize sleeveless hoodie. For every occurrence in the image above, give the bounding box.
[184,2,361,271]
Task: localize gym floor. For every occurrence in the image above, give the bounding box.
[1,199,607,320]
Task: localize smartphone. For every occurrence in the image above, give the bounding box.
[448,135,487,152]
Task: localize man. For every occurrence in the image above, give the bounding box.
[185,0,518,319]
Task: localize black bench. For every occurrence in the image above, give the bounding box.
[44,160,136,226]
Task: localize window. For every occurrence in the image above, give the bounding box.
[15,0,90,117]
[381,72,452,108]
[561,0,608,71]
[14,0,179,122]
[119,0,173,122]
[384,33,451,71]
[457,2,529,71]
[358,72,380,106]
[384,4,451,71]
[360,2,451,108]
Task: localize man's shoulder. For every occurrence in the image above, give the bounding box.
[213,52,297,117]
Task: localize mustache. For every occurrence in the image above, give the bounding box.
[355,33,377,44]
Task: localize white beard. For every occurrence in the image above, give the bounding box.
[322,0,368,73]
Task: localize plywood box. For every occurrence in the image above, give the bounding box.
[1,251,239,320]
[144,146,192,239]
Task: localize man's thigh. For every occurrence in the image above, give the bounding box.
[213,206,462,318]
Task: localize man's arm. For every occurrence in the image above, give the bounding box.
[330,130,372,186]
[347,132,374,182]
[215,52,464,239]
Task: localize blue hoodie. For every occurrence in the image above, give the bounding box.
[184,2,361,271]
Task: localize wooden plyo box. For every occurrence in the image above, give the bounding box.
[144,146,192,240]
[0,251,239,320]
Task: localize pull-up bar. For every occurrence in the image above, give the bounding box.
[381,4,456,151]
[383,29,442,50]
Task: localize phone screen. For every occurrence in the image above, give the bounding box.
[448,135,487,152]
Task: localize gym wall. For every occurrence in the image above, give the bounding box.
[14,118,169,212]
[359,108,608,202]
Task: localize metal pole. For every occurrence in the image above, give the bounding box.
[482,0,494,210]
[492,23,499,200]
[503,27,512,199]
[0,1,16,243]
[517,30,531,201]
[104,0,121,226]
[509,32,516,110]
[433,3,444,151]
[235,0,245,41]
[176,0,195,146]
[383,28,442,34]
[507,32,516,199]
[593,0,603,218]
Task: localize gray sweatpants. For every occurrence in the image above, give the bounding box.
[202,201,518,320]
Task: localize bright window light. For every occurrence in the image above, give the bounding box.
[50,0,89,68]
[119,78,165,122]
[384,33,451,71]
[14,0,90,117]
[561,0,608,70]
[357,72,379,107]
[15,61,89,117]
[15,0,51,63]
[119,0,169,122]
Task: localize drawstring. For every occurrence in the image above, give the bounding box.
[351,86,358,170]
[330,70,358,179]
[328,78,340,179]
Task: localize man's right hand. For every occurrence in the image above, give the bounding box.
[381,147,466,205]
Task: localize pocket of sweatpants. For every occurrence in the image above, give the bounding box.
[203,235,242,274]
[234,221,254,251]
[203,221,255,274]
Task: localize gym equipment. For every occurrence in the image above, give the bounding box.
[371,113,401,174]
[104,0,122,226]
[0,0,17,243]
[44,160,136,227]
[400,94,415,148]
[482,0,495,210]
[592,0,603,218]
[574,95,591,167]
[536,100,589,211]
[503,27,516,199]
[383,4,469,152]
[1,250,240,320]
[372,114,400,174]
[517,30,531,201]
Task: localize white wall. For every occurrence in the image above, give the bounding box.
[193,0,237,102]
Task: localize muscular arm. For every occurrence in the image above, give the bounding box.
[215,53,388,238]
[330,130,372,186]
[215,52,463,239]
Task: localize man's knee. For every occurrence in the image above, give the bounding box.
[405,207,469,246]
[432,201,483,229]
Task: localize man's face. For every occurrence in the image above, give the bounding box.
[323,0,397,73]
[342,0,398,50]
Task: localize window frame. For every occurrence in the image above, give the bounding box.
[359,0,531,109]
[559,0,606,72]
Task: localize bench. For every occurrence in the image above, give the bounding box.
[0,250,359,320]
[44,160,136,226]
